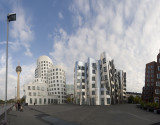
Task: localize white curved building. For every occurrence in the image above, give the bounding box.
[35,55,53,82]
[48,65,66,103]
[24,56,66,105]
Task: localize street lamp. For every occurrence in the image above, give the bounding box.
[4,13,16,124]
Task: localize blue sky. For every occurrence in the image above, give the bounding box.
[1,0,160,99]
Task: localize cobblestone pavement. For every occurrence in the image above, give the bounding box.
[6,104,160,125]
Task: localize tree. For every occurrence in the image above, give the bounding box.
[134,96,141,104]
[66,97,71,103]
[0,100,4,104]
[128,95,134,103]
[20,96,25,103]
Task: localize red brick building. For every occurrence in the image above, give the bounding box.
[142,52,160,104]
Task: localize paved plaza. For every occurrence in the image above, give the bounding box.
[5,104,160,125]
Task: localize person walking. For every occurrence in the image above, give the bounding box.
[18,102,21,111]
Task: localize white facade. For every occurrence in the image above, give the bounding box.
[74,52,126,105]
[24,78,58,105]
[24,55,66,105]
[48,65,66,103]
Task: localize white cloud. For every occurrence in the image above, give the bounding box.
[9,4,34,57]
[49,0,160,93]
[58,12,64,19]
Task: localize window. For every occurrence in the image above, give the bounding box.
[92,63,96,68]
[92,70,96,74]
[34,98,37,104]
[147,79,150,82]
[107,98,110,104]
[92,77,95,81]
[101,84,104,88]
[82,66,85,70]
[156,81,160,86]
[92,84,95,88]
[82,73,85,76]
[28,86,31,90]
[103,58,106,64]
[101,91,104,95]
[30,98,32,104]
[105,75,108,80]
[77,79,81,83]
[82,92,85,95]
[56,68,58,71]
[33,92,36,96]
[32,86,35,90]
[29,92,31,96]
[92,91,95,95]
[82,85,85,89]
[39,98,42,104]
[101,98,104,105]
[44,98,46,104]
[82,79,85,82]
[104,67,107,72]
[151,65,154,69]
[106,91,109,95]
[158,66,160,71]
[157,74,160,79]
[155,97,159,103]
[155,89,160,94]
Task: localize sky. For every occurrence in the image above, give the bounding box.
[0,0,160,100]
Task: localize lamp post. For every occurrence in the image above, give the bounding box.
[4,13,16,124]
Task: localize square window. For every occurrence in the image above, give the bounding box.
[92,84,95,88]
[92,91,95,95]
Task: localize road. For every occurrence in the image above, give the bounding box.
[6,104,160,125]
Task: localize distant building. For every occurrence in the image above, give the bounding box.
[24,55,66,105]
[142,51,160,104]
[126,92,142,98]
[74,52,126,105]
[66,84,74,95]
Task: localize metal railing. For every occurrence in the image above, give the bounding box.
[0,104,14,124]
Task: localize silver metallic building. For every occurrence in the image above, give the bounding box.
[74,52,126,105]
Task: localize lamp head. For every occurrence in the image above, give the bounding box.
[7,13,16,22]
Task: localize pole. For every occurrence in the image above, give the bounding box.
[5,19,9,124]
